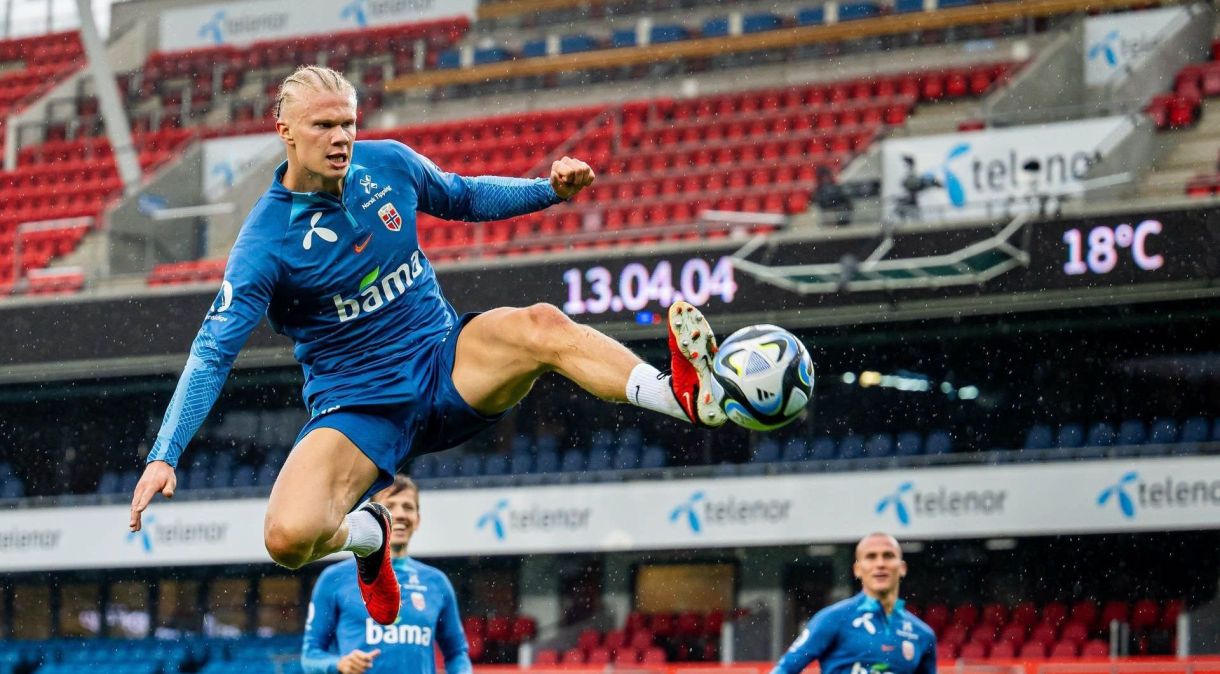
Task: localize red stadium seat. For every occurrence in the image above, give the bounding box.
[1061,622,1089,646]
[1019,641,1048,659]
[952,604,979,629]
[1131,600,1160,630]
[1050,640,1079,658]
[1081,640,1109,658]
[959,642,988,659]
[561,648,586,665]
[533,649,559,665]
[989,641,1015,659]
[641,647,667,664]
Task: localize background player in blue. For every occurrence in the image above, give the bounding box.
[772,533,937,674]
[302,476,469,674]
[128,66,727,624]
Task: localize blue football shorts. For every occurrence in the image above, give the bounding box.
[292,312,505,502]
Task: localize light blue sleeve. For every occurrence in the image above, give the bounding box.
[392,141,563,222]
[436,574,473,674]
[301,568,343,674]
[771,609,838,674]
[145,216,280,467]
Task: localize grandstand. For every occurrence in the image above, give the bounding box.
[1,0,1220,672]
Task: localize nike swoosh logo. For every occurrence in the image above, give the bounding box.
[353,234,372,254]
[634,385,641,404]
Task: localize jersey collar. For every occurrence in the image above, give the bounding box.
[270,159,363,203]
[857,591,906,616]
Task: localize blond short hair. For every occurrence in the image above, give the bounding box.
[274,65,357,120]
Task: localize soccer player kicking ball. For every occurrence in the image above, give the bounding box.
[302,476,468,674]
[128,65,726,626]
[771,533,938,674]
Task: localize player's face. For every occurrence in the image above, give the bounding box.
[377,488,420,550]
[853,535,906,597]
[278,90,357,191]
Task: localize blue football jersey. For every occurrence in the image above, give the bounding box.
[146,140,561,467]
[772,593,937,674]
[302,556,472,674]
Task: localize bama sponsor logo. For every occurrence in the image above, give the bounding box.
[668,490,792,534]
[125,516,229,554]
[196,9,289,45]
[875,481,1007,527]
[0,527,61,553]
[333,252,425,323]
[366,618,432,646]
[475,499,591,541]
[1097,471,1220,520]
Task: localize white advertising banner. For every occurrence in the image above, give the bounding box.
[1084,7,1185,86]
[202,134,280,200]
[159,0,476,50]
[880,116,1132,223]
[2,456,1219,571]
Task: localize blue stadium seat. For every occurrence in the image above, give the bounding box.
[536,433,559,454]
[1056,423,1084,449]
[1180,416,1209,443]
[617,428,643,453]
[809,436,836,460]
[473,47,512,65]
[255,464,278,487]
[437,49,460,69]
[95,471,117,494]
[510,435,531,454]
[560,34,598,53]
[650,25,690,44]
[560,449,586,472]
[459,454,483,477]
[781,438,808,462]
[702,17,730,37]
[612,30,637,48]
[409,454,435,480]
[209,465,232,490]
[894,0,924,12]
[641,446,667,469]
[839,2,881,21]
[534,449,559,473]
[743,13,783,33]
[924,431,952,454]
[522,40,548,58]
[863,433,894,458]
[590,429,614,453]
[614,446,640,471]
[796,6,826,24]
[895,432,923,456]
[483,454,508,476]
[175,468,195,491]
[231,466,255,488]
[432,454,459,479]
[586,449,612,472]
[752,439,780,463]
[1148,418,1178,445]
[509,452,533,474]
[1023,424,1052,450]
[1086,422,1116,447]
[1118,419,1147,446]
[838,434,865,459]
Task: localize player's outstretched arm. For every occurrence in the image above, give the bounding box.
[302,568,344,674]
[771,611,836,674]
[436,575,474,674]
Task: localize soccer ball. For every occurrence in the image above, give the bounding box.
[712,325,814,431]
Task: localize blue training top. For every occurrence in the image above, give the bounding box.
[302,556,472,674]
[772,593,937,674]
[147,140,561,467]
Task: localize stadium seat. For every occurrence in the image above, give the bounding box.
[1051,640,1079,658]
[895,431,923,456]
[534,649,559,665]
[1024,424,1053,450]
[561,449,586,473]
[808,436,836,461]
[1081,639,1109,658]
[1148,418,1178,445]
[838,434,865,459]
[1060,622,1090,646]
[1056,423,1084,449]
[782,438,809,462]
[534,449,560,474]
[1180,416,1209,443]
[959,642,987,659]
[752,439,781,463]
[1118,420,1147,446]
[1019,641,1048,659]
[924,431,952,454]
[1086,422,1117,447]
[989,641,1015,659]
[863,433,895,458]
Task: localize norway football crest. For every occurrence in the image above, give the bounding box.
[411,592,426,611]
[902,641,915,661]
[378,203,403,231]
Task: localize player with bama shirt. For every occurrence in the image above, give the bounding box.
[771,533,937,674]
[128,65,728,626]
[303,476,468,674]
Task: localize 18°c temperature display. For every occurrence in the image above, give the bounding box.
[562,257,737,316]
[1062,220,1164,276]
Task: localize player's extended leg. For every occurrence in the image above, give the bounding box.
[451,301,724,426]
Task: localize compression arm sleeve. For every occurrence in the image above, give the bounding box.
[301,569,342,674]
[437,575,473,674]
[771,610,837,674]
[145,222,279,467]
[396,141,563,222]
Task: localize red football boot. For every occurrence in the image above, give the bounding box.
[667,301,726,428]
[354,501,400,625]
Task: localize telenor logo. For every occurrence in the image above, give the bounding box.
[1088,30,1120,66]
[341,0,368,26]
[475,499,592,541]
[929,143,970,207]
[1096,470,1220,520]
[1097,471,1139,519]
[198,11,225,44]
[668,490,792,535]
[875,481,1006,527]
[477,500,509,540]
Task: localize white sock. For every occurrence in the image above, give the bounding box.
[341,510,383,557]
[626,363,689,422]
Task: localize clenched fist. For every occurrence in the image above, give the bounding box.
[550,156,595,200]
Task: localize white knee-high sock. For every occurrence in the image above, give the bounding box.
[626,363,689,422]
[341,510,383,557]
